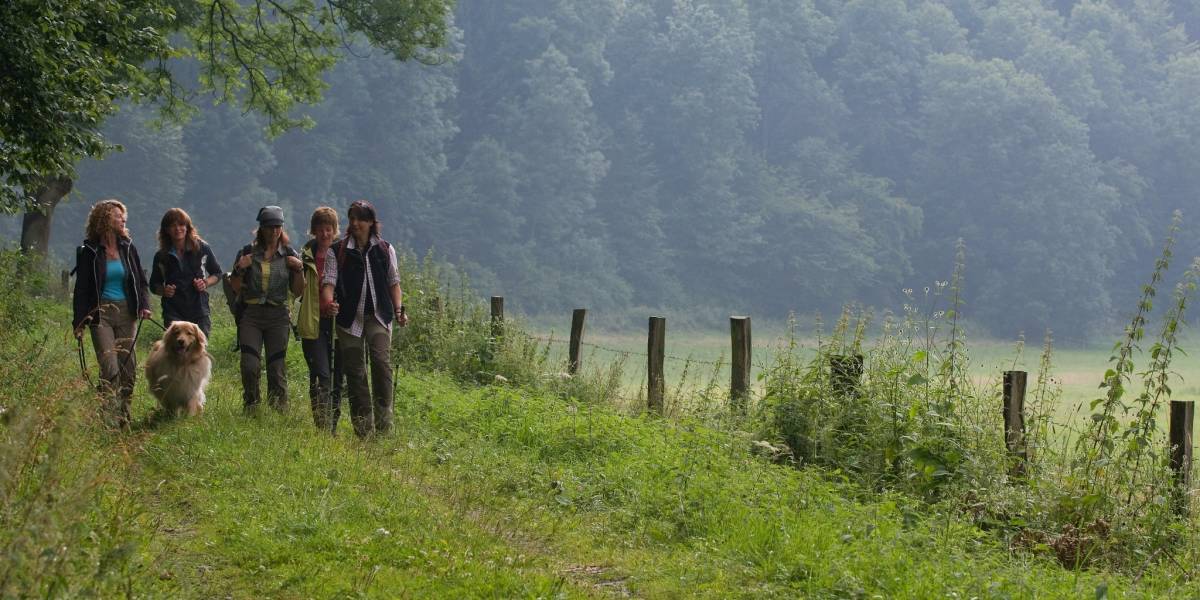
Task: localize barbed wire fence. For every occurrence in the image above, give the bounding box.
[485,300,1198,494]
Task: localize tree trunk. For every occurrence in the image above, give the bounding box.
[20,176,73,257]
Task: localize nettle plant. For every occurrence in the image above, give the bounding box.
[760,242,993,500]
[1052,211,1200,567]
[761,216,1200,570]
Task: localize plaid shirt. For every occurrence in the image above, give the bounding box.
[321,235,401,337]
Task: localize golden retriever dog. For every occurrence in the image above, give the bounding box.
[145,321,212,416]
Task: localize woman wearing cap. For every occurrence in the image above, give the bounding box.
[297,206,343,432]
[229,206,304,411]
[71,199,152,428]
[149,208,223,338]
[320,200,408,438]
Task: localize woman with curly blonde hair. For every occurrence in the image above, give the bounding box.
[149,208,223,337]
[72,199,151,428]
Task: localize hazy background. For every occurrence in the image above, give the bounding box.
[10,0,1200,340]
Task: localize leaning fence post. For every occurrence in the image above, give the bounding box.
[490,296,504,338]
[647,316,665,414]
[568,309,587,375]
[1003,371,1028,478]
[829,354,863,397]
[1170,400,1194,515]
[61,269,69,295]
[730,316,751,411]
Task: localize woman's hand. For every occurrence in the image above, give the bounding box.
[286,256,303,272]
[321,300,339,318]
[236,254,253,270]
[138,308,152,320]
[192,278,207,292]
[163,283,176,298]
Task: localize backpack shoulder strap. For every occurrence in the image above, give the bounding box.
[336,237,350,270]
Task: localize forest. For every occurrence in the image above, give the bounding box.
[13,0,1200,339]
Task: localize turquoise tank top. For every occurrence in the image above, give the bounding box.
[101,259,126,302]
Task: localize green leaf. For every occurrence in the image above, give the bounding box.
[906,373,928,386]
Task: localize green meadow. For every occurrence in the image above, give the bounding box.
[8,254,1200,598]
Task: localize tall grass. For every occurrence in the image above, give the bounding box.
[0,250,144,597]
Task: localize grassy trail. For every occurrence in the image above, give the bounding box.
[97,352,1174,599]
[9,302,1200,598]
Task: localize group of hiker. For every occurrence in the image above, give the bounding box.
[71,199,407,438]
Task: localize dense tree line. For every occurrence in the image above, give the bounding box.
[29,0,1200,337]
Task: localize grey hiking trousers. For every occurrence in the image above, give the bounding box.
[239,304,292,410]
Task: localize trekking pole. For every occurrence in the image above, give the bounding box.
[392,305,407,405]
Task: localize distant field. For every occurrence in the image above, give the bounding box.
[530,322,1200,426]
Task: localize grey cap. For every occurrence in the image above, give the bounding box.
[257,205,284,227]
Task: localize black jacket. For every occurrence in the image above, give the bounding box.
[72,238,151,330]
[149,241,222,322]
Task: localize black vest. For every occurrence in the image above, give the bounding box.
[334,238,393,329]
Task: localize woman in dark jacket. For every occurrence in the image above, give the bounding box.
[72,199,152,428]
[149,208,223,337]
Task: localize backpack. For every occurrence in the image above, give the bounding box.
[223,243,298,325]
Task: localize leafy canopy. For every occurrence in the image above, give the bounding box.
[0,0,452,212]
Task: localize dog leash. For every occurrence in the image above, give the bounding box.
[76,335,95,389]
[114,316,147,385]
[73,308,100,389]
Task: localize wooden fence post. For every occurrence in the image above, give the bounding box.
[730,316,751,411]
[1003,371,1028,478]
[490,296,504,337]
[647,316,665,414]
[61,269,69,295]
[568,309,587,375]
[829,354,863,397]
[1170,400,1194,515]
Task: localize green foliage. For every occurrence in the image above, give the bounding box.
[1,0,452,213]
[0,0,174,210]
[10,241,1200,594]
[1076,213,1181,499]
[757,214,1200,570]
[0,253,145,597]
[761,285,979,500]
